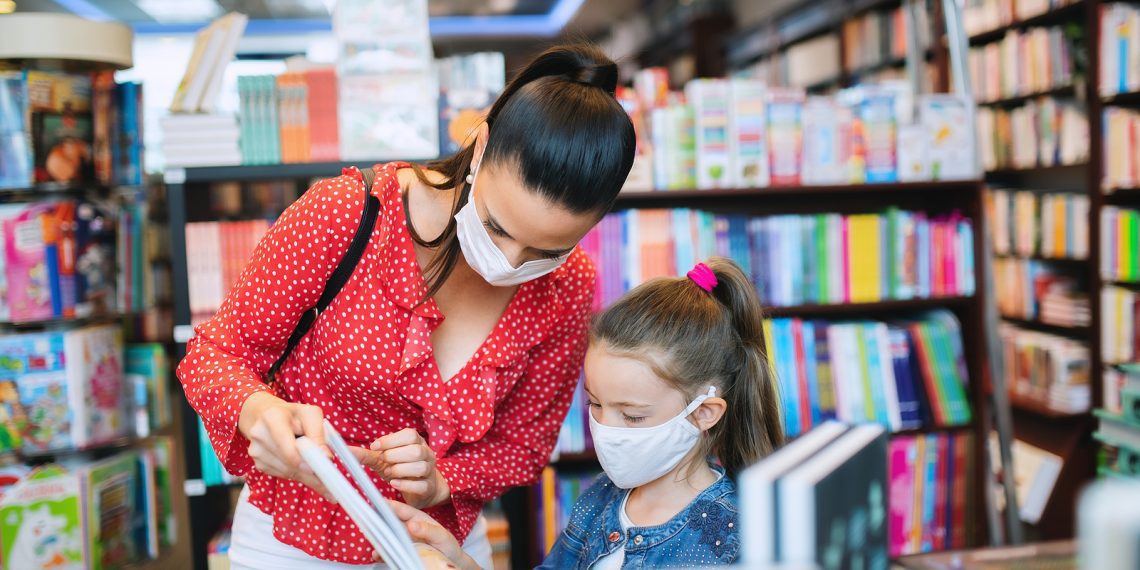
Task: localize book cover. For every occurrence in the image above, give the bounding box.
[776,424,889,569]
[767,89,804,186]
[920,94,976,180]
[802,97,847,185]
[5,202,60,322]
[887,326,924,430]
[813,321,837,420]
[861,90,897,183]
[686,79,732,189]
[921,433,940,552]
[66,324,127,448]
[0,71,32,189]
[4,331,72,452]
[847,214,883,303]
[888,436,917,557]
[27,71,94,185]
[0,465,85,570]
[728,79,769,188]
[83,452,139,569]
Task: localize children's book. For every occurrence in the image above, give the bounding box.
[297,420,425,570]
[0,465,85,570]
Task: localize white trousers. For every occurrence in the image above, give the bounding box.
[229,486,492,570]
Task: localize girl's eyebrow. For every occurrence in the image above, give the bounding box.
[583,387,654,409]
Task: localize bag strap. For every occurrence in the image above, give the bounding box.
[267,167,381,383]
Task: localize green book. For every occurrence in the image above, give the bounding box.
[815,213,828,303]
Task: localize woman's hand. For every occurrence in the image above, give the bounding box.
[375,500,481,570]
[237,391,334,501]
[349,428,450,508]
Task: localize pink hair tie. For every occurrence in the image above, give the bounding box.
[687,263,717,292]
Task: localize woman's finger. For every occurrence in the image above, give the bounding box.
[380,443,430,465]
[347,446,386,471]
[385,460,431,480]
[385,498,426,522]
[264,409,303,468]
[390,478,429,496]
[371,428,422,451]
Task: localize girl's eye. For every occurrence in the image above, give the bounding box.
[623,414,646,424]
[483,222,510,238]
[586,401,601,409]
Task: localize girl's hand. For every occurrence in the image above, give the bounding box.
[237,392,335,501]
[349,428,450,508]
[374,500,481,570]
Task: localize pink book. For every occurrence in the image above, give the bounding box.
[888,436,916,557]
[4,203,58,322]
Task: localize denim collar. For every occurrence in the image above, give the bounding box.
[586,463,735,561]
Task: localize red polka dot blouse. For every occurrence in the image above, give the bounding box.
[177,162,594,564]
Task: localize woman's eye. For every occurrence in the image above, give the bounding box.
[538,250,564,261]
[623,414,646,424]
[483,221,509,238]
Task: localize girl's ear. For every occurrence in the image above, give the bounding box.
[692,397,727,432]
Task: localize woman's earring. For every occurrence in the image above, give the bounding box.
[465,172,474,185]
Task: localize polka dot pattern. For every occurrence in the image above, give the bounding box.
[176,162,595,564]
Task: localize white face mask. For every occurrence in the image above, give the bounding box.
[453,166,571,287]
[588,386,717,489]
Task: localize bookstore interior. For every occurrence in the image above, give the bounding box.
[2,0,1140,568]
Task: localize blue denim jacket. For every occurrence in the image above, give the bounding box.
[537,464,739,569]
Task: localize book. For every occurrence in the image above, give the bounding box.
[776,424,889,568]
[767,89,804,186]
[0,465,85,570]
[740,420,851,566]
[978,97,1087,171]
[532,467,600,554]
[1100,4,1140,98]
[999,324,1091,412]
[1101,286,1139,364]
[297,420,425,570]
[685,79,733,189]
[969,26,1075,103]
[26,71,94,185]
[0,71,32,189]
[987,434,1064,525]
[171,13,248,114]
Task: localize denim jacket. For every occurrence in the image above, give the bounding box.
[537,464,739,569]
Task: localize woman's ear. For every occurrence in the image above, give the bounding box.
[471,123,490,171]
[692,397,727,432]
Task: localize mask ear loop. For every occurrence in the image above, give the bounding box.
[681,386,718,417]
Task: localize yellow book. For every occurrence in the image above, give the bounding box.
[542,467,557,553]
[1053,196,1066,259]
[910,434,926,552]
[847,214,882,303]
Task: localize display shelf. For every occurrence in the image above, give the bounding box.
[967,0,1086,44]
[999,316,1091,338]
[764,296,973,318]
[0,312,126,330]
[1103,187,1140,203]
[993,253,1088,265]
[616,180,983,202]
[1101,90,1140,106]
[978,85,1077,107]
[984,162,1089,176]
[1009,394,1090,419]
[0,182,109,197]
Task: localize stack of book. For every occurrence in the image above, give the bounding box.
[0,443,177,569]
[184,219,271,325]
[1099,4,1140,98]
[1101,287,1139,365]
[986,189,1090,260]
[969,26,1075,103]
[0,70,143,189]
[1100,207,1140,282]
[999,324,1091,412]
[977,97,1088,171]
[1095,363,1140,478]
[623,73,977,190]
[994,258,1089,326]
[889,431,975,556]
[161,114,240,168]
[963,0,1079,37]
[842,4,930,75]
[764,310,973,438]
[1102,109,1140,191]
[580,208,976,310]
[170,12,247,115]
[534,467,600,555]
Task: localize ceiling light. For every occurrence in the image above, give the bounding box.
[0,1,16,15]
[136,0,220,23]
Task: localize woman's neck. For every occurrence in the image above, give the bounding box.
[624,459,719,527]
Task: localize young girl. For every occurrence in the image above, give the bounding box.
[389,257,785,568]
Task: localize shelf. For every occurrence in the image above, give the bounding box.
[1105,280,1140,290]
[552,451,598,466]
[984,162,1088,176]
[0,182,109,197]
[1000,316,1091,337]
[764,296,973,318]
[0,312,125,330]
[19,436,139,460]
[168,160,401,184]
[994,253,1088,265]
[1009,394,1090,419]
[892,424,975,436]
[616,180,983,202]
[1102,90,1140,106]
[968,1,1086,44]
[978,85,1077,107]
[1103,187,1140,203]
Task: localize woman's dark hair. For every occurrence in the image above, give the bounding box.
[590,257,786,477]
[410,43,636,298]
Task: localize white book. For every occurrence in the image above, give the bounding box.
[298,421,425,570]
[874,322,902,431]
[200,13,249,114]
[739,421,849,567]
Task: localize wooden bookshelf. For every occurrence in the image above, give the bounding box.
[978,85,1077,107]
[967,0,1086,44]
[765,296,972,318]
[1009,394,1090,420]
[616,180,981,201]
[984,163,1089,177]
[1101,90,1140,105]
[998,316,1091,338]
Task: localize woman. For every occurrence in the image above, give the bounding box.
[177,43,635,569]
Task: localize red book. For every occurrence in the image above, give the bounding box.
[791,319,812,433]
[933,434,950,551]
[952,433,969,548]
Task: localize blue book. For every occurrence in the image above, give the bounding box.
[922,434,940,552]
[750,218,768,300]
[788,217,804,306]
[861,323,891,427]
[728,215,751,278]
[673,209,694,272]
[960,219,975,295]
[801,320,822,427]
[917,216,931,298]
[775,319,801,436]
[622,210,638,292]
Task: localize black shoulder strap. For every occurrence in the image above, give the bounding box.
[267,167,381,383]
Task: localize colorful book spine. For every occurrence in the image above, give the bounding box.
[767,89,804,186]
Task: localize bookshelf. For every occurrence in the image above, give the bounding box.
[966,0,1086,44]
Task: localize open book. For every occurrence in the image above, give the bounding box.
[296,421,426,570]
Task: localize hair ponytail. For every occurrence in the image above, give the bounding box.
[409,43,634,301]
[591,256,785,478]
[705,258,785,475]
